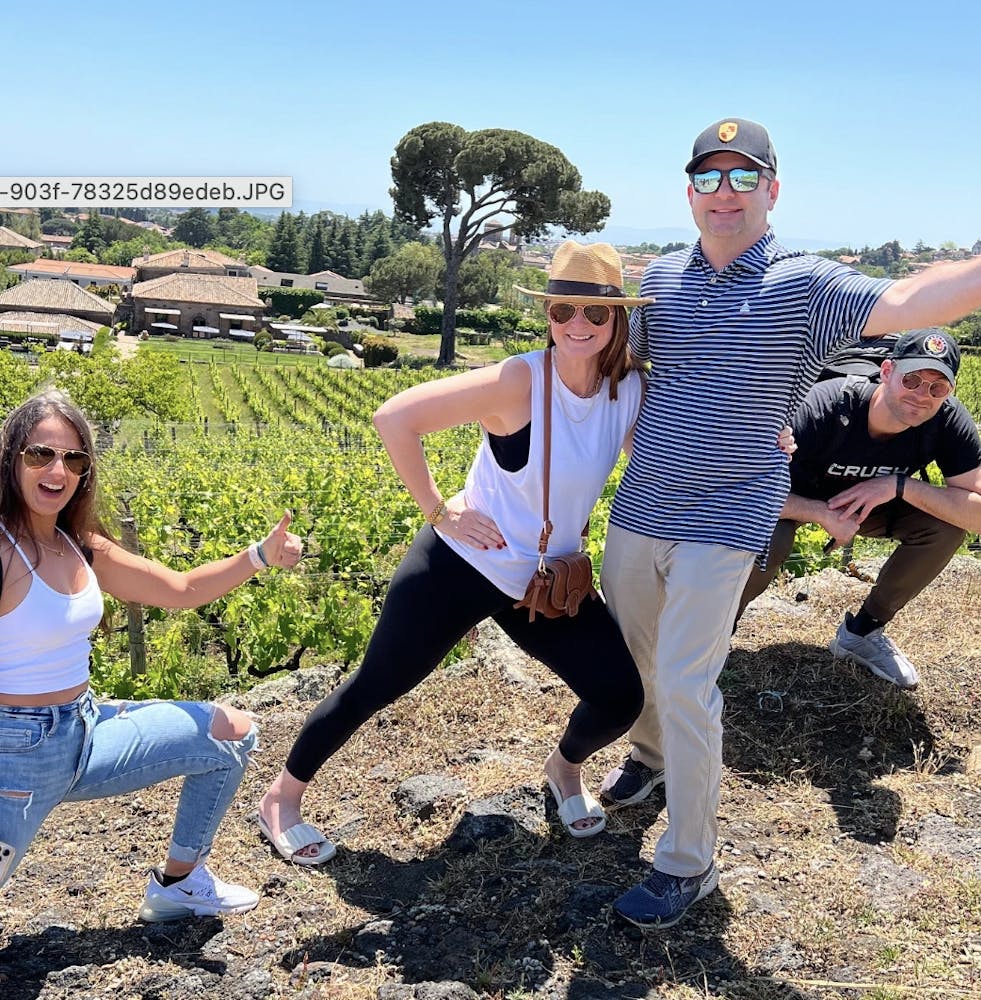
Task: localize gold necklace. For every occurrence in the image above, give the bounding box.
[35,534,65,557]
[552,356,604,425]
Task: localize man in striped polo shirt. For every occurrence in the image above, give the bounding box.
[600,117,981,929]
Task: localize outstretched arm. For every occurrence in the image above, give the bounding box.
[863,256,981,338]
[90,511,303,607]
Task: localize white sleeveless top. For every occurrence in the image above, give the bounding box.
[0,523,103,695]
[437,350,642,599]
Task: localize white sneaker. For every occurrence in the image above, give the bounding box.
[138,865,260,922]
[828,613,919,689]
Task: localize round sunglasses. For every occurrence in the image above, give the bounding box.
[900,372,952,399]
[548,303,612,327]
[20,443,92,477]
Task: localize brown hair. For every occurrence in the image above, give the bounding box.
[546,304,644,400]
[0,389,109,554]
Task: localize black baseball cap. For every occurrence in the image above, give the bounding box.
[685,118,778,174]
[890,328,960,384]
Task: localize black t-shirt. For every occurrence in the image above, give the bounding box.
[790,378,981,502]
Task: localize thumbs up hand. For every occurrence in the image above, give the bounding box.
[259,511,303,569]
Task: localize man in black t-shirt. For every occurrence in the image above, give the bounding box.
[738,328,981,688]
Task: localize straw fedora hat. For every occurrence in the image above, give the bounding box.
[514,241,652,307]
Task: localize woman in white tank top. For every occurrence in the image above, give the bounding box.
[257,242,656,862]
[0,389,303,921]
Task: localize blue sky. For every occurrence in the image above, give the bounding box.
[7,0,980,249]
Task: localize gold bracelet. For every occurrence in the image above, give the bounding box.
[426,499,447,526]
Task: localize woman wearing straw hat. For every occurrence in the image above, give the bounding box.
[257,241,652,859]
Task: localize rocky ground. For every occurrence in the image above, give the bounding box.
[1,556,979,1000]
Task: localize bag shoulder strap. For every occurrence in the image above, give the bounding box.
[537,350,554,561]
[537,349,590,562]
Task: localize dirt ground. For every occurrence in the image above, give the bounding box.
[1,557,979,1000]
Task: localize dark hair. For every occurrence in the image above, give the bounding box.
[546,304,643,400]
[0,389,108,554]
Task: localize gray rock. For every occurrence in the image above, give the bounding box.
[237,967,276,997]
[455,786,546,839]
[377,983,479,1000]
[230,664,344,710]
[856,853,928,911]
[473,619,541,688]
[394,774,468,820]
[289,960,335,985]
[759,938,806,972]
[742,592,812,618]
[43,965,93,990]
[913,813,981,873]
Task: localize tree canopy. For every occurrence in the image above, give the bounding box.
[365,241,442,305]
[390,122,610,364]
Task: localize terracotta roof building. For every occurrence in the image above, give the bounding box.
[8,258,135,291]
[131,273,265,338]
[249,266,377,305]
[132,247,249,282]
[0,310,102,338]
[39,234,74,255]
[0,226,43,252]
[0,279,114,325]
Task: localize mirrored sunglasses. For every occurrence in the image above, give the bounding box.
[690,167,763,195]
[20,443,92,476]
[548,303,612,326]
[900,372,951,399]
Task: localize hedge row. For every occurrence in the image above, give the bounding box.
[407,306,545,336]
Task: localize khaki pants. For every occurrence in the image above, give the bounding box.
[738,502,966,623]
[600,525,755,877]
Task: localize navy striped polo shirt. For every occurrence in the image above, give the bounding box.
[610,230,891,557]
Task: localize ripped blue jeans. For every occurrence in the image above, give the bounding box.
[0,690,257,889]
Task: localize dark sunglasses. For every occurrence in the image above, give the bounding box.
[548,303,612,326]
[20,443,92,476]
[690,167,766,195]
[900,372,952,399]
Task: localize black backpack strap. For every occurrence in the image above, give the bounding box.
[825,374,866,460]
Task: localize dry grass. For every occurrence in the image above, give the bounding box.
[0,557,979,999]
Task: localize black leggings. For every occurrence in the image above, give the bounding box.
[285,527,644,782]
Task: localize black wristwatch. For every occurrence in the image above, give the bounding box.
[895,472,907,500]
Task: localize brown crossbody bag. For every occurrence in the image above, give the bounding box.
[513,349,599,622]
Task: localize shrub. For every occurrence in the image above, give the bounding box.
[361,335,399,367]
[516,315,548,336]
[253,330,272,351]
[412,305,443,334]
[261,287,325,318]
[322,341,347,357]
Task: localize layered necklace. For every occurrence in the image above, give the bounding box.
[552,354,604,425]
[35,532,65,557]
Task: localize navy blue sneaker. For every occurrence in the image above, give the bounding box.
[599,756,665,807]
[613,863,719,929]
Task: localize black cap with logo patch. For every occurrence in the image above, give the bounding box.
[890,328,960,384]
[686,118,777,175]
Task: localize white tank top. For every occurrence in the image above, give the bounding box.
[437,350,642,599]
[0,523,103,695]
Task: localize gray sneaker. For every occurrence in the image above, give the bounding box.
[828,612,919,689]
[599,755,665,807]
